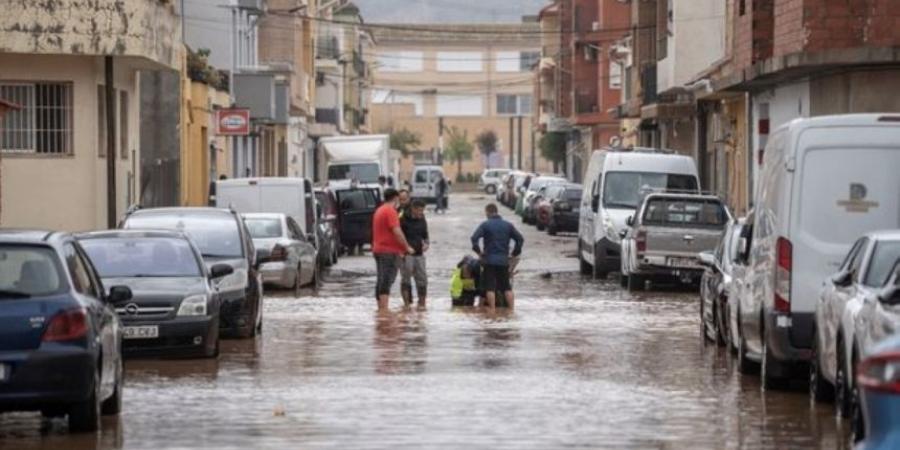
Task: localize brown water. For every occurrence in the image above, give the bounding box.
[0,194,851,449]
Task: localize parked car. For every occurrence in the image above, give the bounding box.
[578,148,699,279]
[480,168,510,194]
[497,171,521,206]
[121,207,264,338]
[508,172,533,209]
[857,321,900,449]
[0,230,131,432]
[314,187,340,267]
[536,183,583,235]
[77,230,230,359]
[738,114,900,390]
[698,219,746,347]
[620,193,730,291]
[243,212,319,292]
[334,187,381,254]
[521,175,567,224]
[410,165,445,205]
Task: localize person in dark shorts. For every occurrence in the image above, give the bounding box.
[372,188,415,310]
[470,203,524,309]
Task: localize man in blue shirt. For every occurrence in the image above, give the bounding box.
[471,203,524,309]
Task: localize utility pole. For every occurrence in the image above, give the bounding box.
[508,116,514,169]
[531,127,536,172]
[517,116,523,170]
[438,116,444,164]
[105,56,117,228]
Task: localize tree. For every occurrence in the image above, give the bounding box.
[443,126,473,181]
[384,127,421,157]
[539,132,567,173]
[475,129,499,168]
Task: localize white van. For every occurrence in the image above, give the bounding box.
[735,114,900,387]
[216,177,317,238]
[410,165,446,204]
[578,149,699,278]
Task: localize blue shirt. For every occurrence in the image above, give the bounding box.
[471,215,524,266]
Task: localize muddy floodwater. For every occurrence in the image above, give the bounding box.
[0,194,852,449]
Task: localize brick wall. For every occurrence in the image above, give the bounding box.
[773,0,804,56]
[774,0,900,57]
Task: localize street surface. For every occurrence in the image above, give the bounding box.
[0,193,850,449]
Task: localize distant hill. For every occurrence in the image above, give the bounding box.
[353,0,549,23]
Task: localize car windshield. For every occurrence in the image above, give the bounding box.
[529,178,564,192]
[864,241,900,287]
[0,245,66,299]
[125,213,243,258]
[328,163,380,184]
[564,189,583,201]
[604,172,698,209]
[81,237,203,278]
[244,217,283,239]
[642,198,728,228]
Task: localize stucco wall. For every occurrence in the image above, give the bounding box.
[1,54,139,231]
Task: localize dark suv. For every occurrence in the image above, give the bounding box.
[120,208,263,338]
[78,230,233,358]
[0,230,131,432]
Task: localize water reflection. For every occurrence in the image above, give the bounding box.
[373,309,429,375]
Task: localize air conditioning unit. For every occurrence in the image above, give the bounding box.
[592,21,600,31]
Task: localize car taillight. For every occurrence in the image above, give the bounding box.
[270,245,288,262]
[636,229,647,253]
[774,237,792,313]
[858,351,900,395]
[42,309,88,342]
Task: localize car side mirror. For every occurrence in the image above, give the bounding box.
[831,270,853,288]
[879,286,900,306]
[107,285,133,303]
[591,195,599,213]
[625,216,634,227]
[698,251,716,269]
[209,263,234,280]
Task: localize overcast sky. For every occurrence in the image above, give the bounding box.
[352,0,550,23]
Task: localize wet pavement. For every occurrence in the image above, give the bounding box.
[0,193,852,449]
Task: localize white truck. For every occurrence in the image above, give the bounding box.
[319,135,392,188]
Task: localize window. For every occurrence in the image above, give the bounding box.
[0,82,72,155]
[245,217,284,239]
[376,51,423,73]
[80,237,203,278]
[371,89,423,116]
[603,172,699,209]
[119,90,129,159]
[495,51,519,72]
[496,94,533,115]
[864,241,900,287]
[415,170,428,183]
[436,52,483,72]
[739,0,746,16]
[0,245,66,297]
[64,243,98,297]
[642,199,728,228]
[520,51,540,71]
[436,95,483,116]
[849,239,869,283]
[609,62,623,89]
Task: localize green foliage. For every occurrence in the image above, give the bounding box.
[539,132,567,164]
[475,129,499,162]
[385,127,421,157]
[187,48,227,92]
[443,126,474,178]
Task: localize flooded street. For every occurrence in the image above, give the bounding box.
[1,194,849,449]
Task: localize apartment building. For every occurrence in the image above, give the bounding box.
[369,22,550,182]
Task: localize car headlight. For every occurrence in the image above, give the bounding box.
[177,294,208,316]
[215,268,248,293]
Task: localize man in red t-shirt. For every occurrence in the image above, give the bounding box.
[372,188,414,310]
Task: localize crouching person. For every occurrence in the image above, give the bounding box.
[400,200,429,307]
[451,256,482,307]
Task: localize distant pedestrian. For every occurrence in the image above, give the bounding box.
[435,176,449,214]
[400,200,430,308]
[372,188,415,310]
[471,203,524,310]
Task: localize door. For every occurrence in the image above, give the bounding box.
[288,218,316,284]
[336,189,378,247]
[412,169,432,199]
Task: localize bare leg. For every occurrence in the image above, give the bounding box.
[504,290,515,310]
[377,294,390,311]
[485,291,496,309]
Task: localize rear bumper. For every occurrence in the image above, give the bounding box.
[122,316,216,358]
[0,347,94,410]
[260,261,294,288]
[764,310,814,363]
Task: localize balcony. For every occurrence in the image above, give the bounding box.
[315,108,339,126]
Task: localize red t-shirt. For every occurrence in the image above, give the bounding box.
[372,203,406,254]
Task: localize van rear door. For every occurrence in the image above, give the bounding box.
[792,128,900,318]
[260,183,305,234]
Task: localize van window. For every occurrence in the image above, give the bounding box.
[415,170,428,183]
[338,190,377,210]
[642,198,728,228]
[245,217,284,239]
[604,172,699,209]
[864,241,900,287]
[429,171,443,183]
[328,163,380,183]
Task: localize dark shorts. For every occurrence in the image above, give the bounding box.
[481,264,511,293]
[374,253,401,297]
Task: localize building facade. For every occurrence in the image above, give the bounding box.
[0,0,180,230]
[370,22,547,182]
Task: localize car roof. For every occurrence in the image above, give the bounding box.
[644,193,723,201]
[242,212,286,220]
[780,114,900,134]
[128,207,236,217]
[217,177,309,187]
[865,230,900,241]
[0,229,61,244]
[76,229,189,240]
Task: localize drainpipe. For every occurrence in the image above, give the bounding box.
[105,56,117,228]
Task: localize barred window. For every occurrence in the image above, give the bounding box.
[0,82,73,155]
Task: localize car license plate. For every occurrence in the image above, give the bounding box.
[123,326,159,340]
[668,257,698,268]
[0,364,7,382]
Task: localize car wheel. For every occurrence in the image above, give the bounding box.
[715,299,729,347]
[809,333,834,402]
[700,295,710,345]
[849,357,865,444]
[736,311,758,374]
[486,185,496,194]
[627,274,644,291]
[620,274,628,288]
[68,366,101,432]
[294,265,303,297]
[207,324,220,358]
[547,222,557,236]
[836,340,852,417]
[101,357,123,416]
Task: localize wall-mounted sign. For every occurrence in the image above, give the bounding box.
[216,108,250,136]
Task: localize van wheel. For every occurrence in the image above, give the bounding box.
[809,334,834,402]
[627,274,644,291]
[761,333,788,390]
[68,367,101,432]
